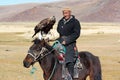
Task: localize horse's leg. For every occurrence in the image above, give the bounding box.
[82,78,87,80]
[43,73,48,80]
[76,78,86,80]
[89,74,94,80]
[81,76,87,80]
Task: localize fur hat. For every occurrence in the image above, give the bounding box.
[62,8,71,12]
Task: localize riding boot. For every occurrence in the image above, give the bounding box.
[66,62,74,79]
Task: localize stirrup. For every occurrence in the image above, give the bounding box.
[75,58,83,69]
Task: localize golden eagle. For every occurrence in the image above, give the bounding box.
[32,16,56,38]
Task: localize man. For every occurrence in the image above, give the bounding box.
[57,8,81,79]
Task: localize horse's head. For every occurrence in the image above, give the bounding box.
[23,38,48,68]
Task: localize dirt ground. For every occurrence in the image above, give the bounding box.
[0,22,120,80]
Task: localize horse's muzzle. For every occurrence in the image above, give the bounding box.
[23,61,31,68]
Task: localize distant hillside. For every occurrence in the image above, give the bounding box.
[0,0,119,22]
[81,0,120,22]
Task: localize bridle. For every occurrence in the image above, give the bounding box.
[28,47,55,62]
[28,46,57,80]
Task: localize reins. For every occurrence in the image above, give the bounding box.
[48,58,57,80]
[39,48,57,80]
[38,49,55,61]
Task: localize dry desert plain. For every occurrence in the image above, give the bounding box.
[0,22,120,80]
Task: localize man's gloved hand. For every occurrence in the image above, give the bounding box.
[57,36,67,45]
[57,37,64,43]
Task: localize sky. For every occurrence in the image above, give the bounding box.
[0,0,62,5]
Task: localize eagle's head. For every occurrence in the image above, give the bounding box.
[49,16,56,25]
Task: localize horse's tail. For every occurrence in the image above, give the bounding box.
[79,51,102,80]
[93,56,102,80]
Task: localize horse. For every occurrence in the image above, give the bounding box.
[23,38,102,80]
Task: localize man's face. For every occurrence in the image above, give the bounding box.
[63,10,71,19]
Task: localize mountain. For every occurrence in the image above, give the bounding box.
[81,0,120,22]
[0,0,119,22]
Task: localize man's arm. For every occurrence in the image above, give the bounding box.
[63,20,81,45]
